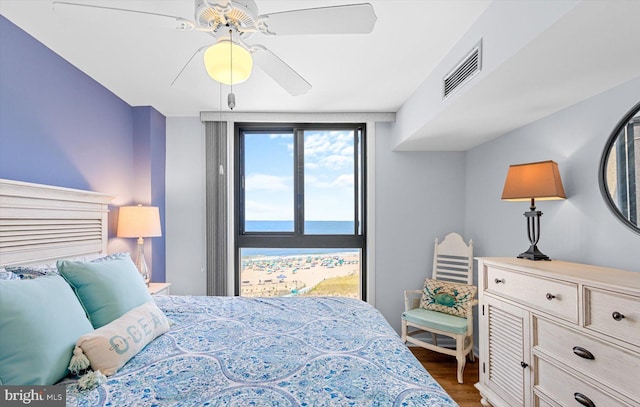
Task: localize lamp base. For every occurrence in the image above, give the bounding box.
[135,237,151,286]
[517,203,551,261]
[517,244,550,261]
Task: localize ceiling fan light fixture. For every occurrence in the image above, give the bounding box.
[204,40,253,85]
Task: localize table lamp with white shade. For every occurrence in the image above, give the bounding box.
[117,205,161,285]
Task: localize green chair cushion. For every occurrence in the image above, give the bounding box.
[402,308,468,335]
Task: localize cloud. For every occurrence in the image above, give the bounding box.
[323,154,351,167]
[258,133,293,155]
[268,133,293,139]
[332,174,354,188]
[306,173,354,189]
[304,131,355,170]
[341,145,354,155]
[245,200,293,220]
[245,174,292,191]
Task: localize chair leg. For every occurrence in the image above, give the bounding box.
[431,332,438,346]
[456,335,466,384]
[401,319,407,343]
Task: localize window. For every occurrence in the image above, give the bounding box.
[235,123,366,299]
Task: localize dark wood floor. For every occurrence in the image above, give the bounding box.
[410,347,483,407]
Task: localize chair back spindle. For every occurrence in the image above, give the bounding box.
[432,233,473,285]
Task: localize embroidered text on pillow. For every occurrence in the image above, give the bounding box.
[69,301,170,379]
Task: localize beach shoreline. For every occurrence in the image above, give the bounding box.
[240,251,360,297]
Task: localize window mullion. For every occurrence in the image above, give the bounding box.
[353,129,359,235]
[359,126,366,236]
[295,129,305,236]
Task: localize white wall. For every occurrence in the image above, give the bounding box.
[165,117,207,295]
[465,76,640,273]
[375,122,467,332]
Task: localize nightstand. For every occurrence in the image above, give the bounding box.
[147,282,171,295]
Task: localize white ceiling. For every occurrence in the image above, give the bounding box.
[1,0,639,151]
[0,0,491,115]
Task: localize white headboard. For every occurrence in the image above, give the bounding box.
[0,179,114,267]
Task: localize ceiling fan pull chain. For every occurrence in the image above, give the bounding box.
[230,28,233,94]
[228,28,236,110]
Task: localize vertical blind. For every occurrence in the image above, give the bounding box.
[205,121,228,296]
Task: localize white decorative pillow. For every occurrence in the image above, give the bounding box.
[0,269,19,280]
[70,301,170,376]
[4,264,59,279]
[419,278,477,318]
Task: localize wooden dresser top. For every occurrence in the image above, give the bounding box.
[477,257,640,292]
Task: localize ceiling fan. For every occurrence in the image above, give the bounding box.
[52,0,377,106]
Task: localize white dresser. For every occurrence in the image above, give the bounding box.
[475,257,640,407]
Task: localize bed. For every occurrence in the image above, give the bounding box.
[0,179,458,406]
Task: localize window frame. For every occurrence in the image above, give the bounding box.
[234,122,367,298]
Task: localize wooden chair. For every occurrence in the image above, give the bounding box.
[401,232,476,384]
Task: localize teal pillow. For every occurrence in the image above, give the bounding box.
[0,275,94,385]
[57,255,153,329]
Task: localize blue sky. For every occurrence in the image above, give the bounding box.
[244,130,355,221]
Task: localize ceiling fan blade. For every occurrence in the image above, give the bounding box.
[251,46,312,96]
[170,45,209,87]
[258,3,376,35]
[52,1,195,31]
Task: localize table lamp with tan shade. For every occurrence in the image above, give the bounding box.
[117,205,161,285]
[502,160,566,261]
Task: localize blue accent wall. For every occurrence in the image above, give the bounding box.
[149,109,166,283]
[0,16,133,192]
[132,106,166,282]
[0,16,167,281]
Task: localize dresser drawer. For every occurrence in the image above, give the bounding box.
[535,398,555,407]
[534,316,640,401]
[534,393,560,407]
[486,266,578,323]
[536,358,631,407]
[585,287,640,347]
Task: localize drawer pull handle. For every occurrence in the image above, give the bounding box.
[494,278,505,284]
[545,293,556,300]
[574,392,596,407]
[572,346,595,360]
[612,311,625,321]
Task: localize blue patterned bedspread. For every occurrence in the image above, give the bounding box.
[64,296,457,406]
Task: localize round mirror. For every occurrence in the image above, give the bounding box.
[599,101,640,235]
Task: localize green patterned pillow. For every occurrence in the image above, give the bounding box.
[419,278,477,317]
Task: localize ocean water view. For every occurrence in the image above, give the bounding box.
[242,220,357,257]
[245,220,354,233]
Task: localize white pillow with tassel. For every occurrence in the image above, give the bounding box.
[69,301,170,384]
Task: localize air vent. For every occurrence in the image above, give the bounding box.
[443,40,482,99]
